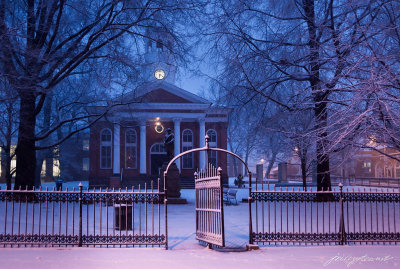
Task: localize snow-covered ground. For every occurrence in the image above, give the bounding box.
[1,181,399,269]
[0,244,399,269]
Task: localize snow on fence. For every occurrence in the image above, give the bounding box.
[0,181,166,248]
[250,184,400,246]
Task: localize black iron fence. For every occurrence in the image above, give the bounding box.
[267,175,400,188]
[250,184,400,245]
[0,181,166,248]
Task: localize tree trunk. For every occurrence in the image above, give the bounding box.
[315,101,331,191]
[301,156,307,190]
[244,150,249,177]
[15,92,37,189]
[5,148,12,190]
[303,0,332,191]
[266,152,277,179]
[3,97,14,189]
[34,92,53,187]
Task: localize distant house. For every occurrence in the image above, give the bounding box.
[344,148,400,179]
[268,147,400,181]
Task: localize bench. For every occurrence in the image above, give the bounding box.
[223,188,238,205]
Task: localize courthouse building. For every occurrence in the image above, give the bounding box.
[88,28,230,188]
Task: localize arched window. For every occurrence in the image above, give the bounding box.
[100,129,112,169]
[150,143,166,154]
[385,165,393,178]
[182,129,193,169]
[125,129,137,169]
[395,162,400,178]
[206,129,217,168]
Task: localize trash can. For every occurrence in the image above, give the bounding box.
[55,179,63,190]
[114,204,133,230]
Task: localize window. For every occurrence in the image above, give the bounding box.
[385,165,393,178]
[83,139,89,151]
[396,162,400,178]
[362,161,372,173]
[41,160,46,177]
[100,129,112,169]
[53,159,60,177]
[363,161,371,168]
[151,143,166,154]
[206,129,217,168]
[182,129,193,169]
[125,129,137,169]
[82,158,89,171]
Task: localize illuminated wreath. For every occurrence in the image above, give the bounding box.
[155,123,164,133]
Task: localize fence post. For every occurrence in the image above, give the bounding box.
[248,171,253,245]
[338,183,346,245]
[164,173,168,250]
[78,182,83,247]
[218,167,226,248]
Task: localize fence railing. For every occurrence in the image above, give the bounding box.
[267,175,400,188]
[342,177,400,188]
[0,181,166,248]
[250,184,400,245]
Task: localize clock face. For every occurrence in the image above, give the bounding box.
[154,69,165,80]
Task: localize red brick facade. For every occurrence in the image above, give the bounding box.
[88,81,230,187]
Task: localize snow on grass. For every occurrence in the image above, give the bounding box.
[0,245,399,269]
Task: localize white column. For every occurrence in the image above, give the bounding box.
[199,118,206,169]
[139,119,147,174]
[113,124,120,174]
[173,118,181,171]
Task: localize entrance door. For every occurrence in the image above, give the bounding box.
[150,143,168,176]
[195,164,225,247]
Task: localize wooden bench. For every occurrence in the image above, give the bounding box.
[223,188,238,205]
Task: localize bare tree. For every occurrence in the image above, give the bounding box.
[0,0,201,188]
[0,77,18,189]
[199,0,387,190]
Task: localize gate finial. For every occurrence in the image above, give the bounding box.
[205,135,210,149]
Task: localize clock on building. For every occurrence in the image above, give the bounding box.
[154,69,165,80]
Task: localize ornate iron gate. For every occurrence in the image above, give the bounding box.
[194,164,225,247]
[163,135,252,249]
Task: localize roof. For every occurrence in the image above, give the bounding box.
[112,80,211,105]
